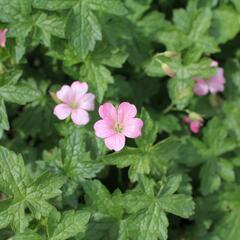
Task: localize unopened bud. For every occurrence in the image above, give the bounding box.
[189,112,203,122]
[163,51,177,58]
[161,63,175,77]
[49,91,61,104]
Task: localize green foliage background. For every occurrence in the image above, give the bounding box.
[0,0,240,239]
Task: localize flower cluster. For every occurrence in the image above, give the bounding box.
[53,59,226,149]
[194,60,225,96]
[53,81,143,151]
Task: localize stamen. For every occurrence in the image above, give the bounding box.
[69,102,78,109]
[115,122,123,133]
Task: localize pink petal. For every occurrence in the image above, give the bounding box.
[53,104,71,120]
[183,116,191,124]
[208,68,225,94]
[94,119,115,138]
[79,93,95,111]
[194,80,209,96]
[71,81,88,97]
[99,103,117,121]
[210,60,218,67]
[56,85,73,104]
[117,102,137,123]
[71,108,89,125]
[0,29,7,48]
[123,118,143,138]
[104,134,126,152]
[190,121,201,134]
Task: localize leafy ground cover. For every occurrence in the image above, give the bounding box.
[1,0,240,239]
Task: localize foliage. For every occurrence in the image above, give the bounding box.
[0,0,240,239]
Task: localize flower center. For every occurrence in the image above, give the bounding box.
[114,122,123,133]
[69,102,78,109]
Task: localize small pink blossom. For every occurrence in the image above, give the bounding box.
[0,29,7,48]
[53,81,95,125]
[194,60,225,96]
[94,102,144,152]
[184,113,204,134]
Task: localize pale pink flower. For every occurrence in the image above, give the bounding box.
[194,60,225,96]
[0,29,7,48]
[184,112,204,134]
[94,102,144,152]
[53,81,95,125]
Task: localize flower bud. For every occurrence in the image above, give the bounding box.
[184,112,204,134]
[161,63,175,77]
[163,51,177,58]
[49,91,61,104]
[189,112,203,122]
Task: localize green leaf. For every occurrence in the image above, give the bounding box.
[122,175,194,240]
[212,188,240,240]
[159,194,194,218]
[223,100,240,141]
[157,115,180,134]
[27,172,65,202]
[83,180,122,219]
[0,0,31,22]
[188,8,212,41]
[0,146,65,232]
[231,0,240,12]
[104,138,180,181]
[218,159,235,182]
[210,5,240,44]
[83,214,119,240]
[34,13,66,46]
[103,147,150,182]
[66,2,102,59]
[138,204,169,240]
[50,210,91,240]
[125,0,153,20]
[92,43,128,68]
[0,98,9,132]
[144,56,166,78]
[160,175,182,196]
[0,146,27,198]
[89,0,127,16]
[213,209,240,240]
[203,117,236,156]
[8,232,43,240]
[200,158,221,195]
[32,0,76,10]
[0,70,22,86]
[0,200,28,232]
[168,77,194,110]
[60,128,103,183]
[136,109,158,147]
[0,84,41,105]
[82,180,122,239]
[80,58,114,102]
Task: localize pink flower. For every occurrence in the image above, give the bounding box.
[53,81,95,125]
[184,113,204,134]
[194,60,225,96]
[0,29,7,48]
[94,102,144,152]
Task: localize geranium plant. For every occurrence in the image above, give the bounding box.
[0,0,240,239]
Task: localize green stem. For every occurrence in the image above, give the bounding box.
[163,103,174,114]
